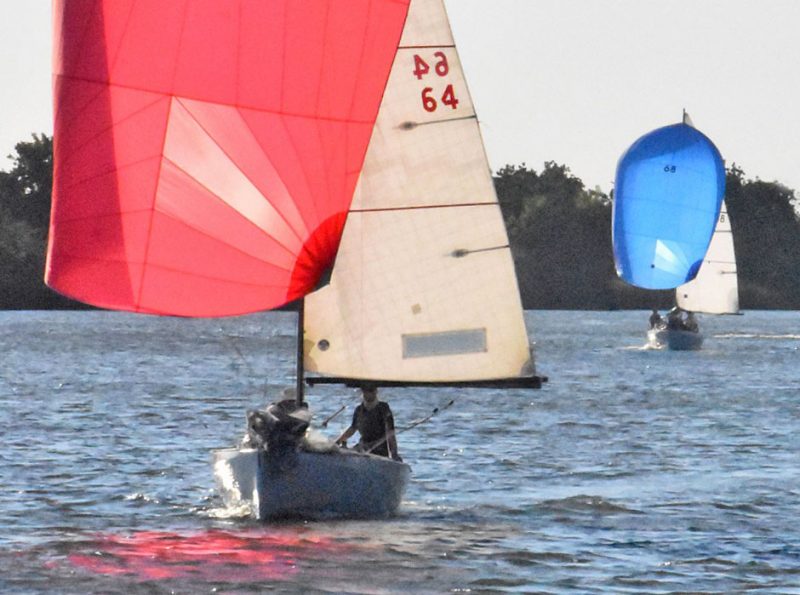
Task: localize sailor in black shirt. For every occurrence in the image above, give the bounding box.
[336,386,402,461]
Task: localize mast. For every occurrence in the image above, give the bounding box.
[295,299,305,406]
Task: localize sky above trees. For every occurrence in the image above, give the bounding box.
[2,1,799,194]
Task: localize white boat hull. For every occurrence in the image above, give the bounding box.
[212,447,411,520]
[647,328,704,351]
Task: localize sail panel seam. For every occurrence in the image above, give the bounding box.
[53,80,106,142]
[312,0,333,228]
[175,98,306,244]
[57,75,380,125]
[56,95,168,174]
[160,154,300,264]
[106,0,138,82]
[51,250,291,289]
[55,203,296,276]
[131,1,190,312]
[134,99,173,311]
[351,202,497,213]
[235,111,312,242]
[398,45,456,49]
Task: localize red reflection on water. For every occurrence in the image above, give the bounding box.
[67,529,344,582]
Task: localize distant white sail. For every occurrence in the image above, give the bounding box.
[303,0,534,382]
[676,201,739,314]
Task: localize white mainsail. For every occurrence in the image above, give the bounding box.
[676,201,739,314]
[303,0,534,383]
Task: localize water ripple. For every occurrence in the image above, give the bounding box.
[2,310,800,592]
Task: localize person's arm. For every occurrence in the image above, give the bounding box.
[337,407,360,446]
[336,425,356,446]
[383,405,401,461]
[386,427,401,461]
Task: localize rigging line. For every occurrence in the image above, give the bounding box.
[398,44,456,50]
[398,114,476,130]
[221,332,269,401]
[320,388,364,427]
[363,399,456,455]
[321,405,347,428]
[397,400,455,434]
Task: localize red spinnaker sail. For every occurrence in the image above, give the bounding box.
[47,0,409,316]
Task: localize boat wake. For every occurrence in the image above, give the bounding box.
[204,501,253,520]
[714,333,800,340]
[621,344,659,351]
[536,494,641,515]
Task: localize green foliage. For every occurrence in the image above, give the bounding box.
[0,134,78,309]
[1,133,52,228]
[495,162,645,309]
[1,132,799,310]
[724,164,800,308]
[495,162,800,309]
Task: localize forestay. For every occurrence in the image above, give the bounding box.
[47,0,409,317]
[304,0,535,383]
[676,201,739,314]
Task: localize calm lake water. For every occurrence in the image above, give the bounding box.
[1,309,799,594]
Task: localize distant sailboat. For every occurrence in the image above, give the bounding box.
[648,200,740,349]
[675,201,739,315]
[612,111,726,349]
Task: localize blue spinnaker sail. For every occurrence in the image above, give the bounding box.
[612,122,725,289]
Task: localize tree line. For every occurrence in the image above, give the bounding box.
[497,161,800,309]
[1,134,799,310]
[0,134,80,309]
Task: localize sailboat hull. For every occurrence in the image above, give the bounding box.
[647,328,704,351]
[213,447,410,520]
